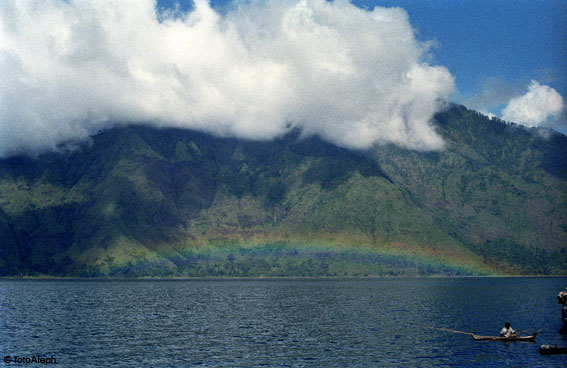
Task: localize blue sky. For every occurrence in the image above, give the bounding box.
[359,0,566,99]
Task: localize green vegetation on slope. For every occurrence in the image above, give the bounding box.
[0,105,565,276]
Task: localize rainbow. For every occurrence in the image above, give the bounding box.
[80,235,496,277]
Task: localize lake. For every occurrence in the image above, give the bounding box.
[1,278,566,367]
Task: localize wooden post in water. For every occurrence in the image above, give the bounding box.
[558,287,567,333]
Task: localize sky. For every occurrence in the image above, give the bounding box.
[357,0,567,124]
[359,1,566,96]
[0,0,565,157]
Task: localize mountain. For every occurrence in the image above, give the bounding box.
[1,104,566,277]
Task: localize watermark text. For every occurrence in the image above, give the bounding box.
[4,355,56,365]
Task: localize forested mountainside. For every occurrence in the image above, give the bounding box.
[1,105,566,277]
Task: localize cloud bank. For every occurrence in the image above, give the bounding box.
[501,81,565,128]
[0,0,455,157]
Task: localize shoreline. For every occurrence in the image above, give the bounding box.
[1,274,565,281]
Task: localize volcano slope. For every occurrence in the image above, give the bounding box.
[1,105,565,276]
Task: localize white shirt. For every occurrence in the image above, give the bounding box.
[500,326,515,337]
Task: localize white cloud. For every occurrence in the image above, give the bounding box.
[0,0,455,157]
[501,81,564,128]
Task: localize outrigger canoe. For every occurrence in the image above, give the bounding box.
[435,327,539,342]
[472,333,538,342]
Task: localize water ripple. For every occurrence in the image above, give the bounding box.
[0,278,566,367]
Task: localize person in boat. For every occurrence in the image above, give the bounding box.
[500,322,517,337]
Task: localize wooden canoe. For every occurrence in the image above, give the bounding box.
[472,333,538,341]
[539,345,567,355]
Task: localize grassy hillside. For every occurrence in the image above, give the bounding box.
[0,105,565,276]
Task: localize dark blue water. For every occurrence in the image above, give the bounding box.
[1,278,566,367]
